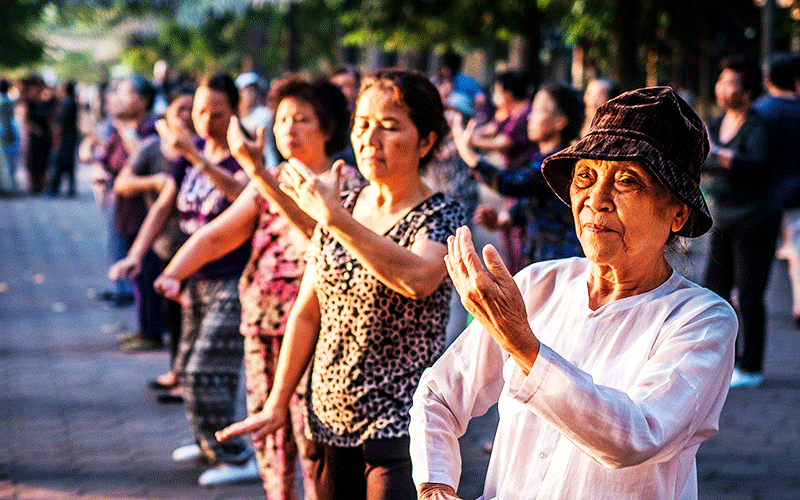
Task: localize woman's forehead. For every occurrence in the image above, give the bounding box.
[574,158,648,172]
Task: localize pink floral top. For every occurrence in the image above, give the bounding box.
[238,164,363,337]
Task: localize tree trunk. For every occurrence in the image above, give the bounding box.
[614,0,641,91]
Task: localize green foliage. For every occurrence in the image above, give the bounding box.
[0,0,47,68]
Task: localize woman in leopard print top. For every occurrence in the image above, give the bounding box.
[219,69,465,500]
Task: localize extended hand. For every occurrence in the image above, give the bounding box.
[109,256,141,280]
[215,403,288,450]
[444,226,539,374]
[280,158,344,226]
[153,274,182,302]
[227,117,268,179]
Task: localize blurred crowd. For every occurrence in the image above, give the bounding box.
[4,47,800,499]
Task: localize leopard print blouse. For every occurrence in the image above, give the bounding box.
[305,187,465,447]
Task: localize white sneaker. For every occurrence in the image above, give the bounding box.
[172,443,203,462]
[197,457,260,487]
[730,368,763,389]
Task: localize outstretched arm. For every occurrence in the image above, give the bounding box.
[216,264,321,447]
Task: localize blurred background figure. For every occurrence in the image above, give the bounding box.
[453,81,585,269]
[152,59,174,117]
[0,78,18,194]
[437,49,487,118]
[702,55,774,389]
[22,74,53,194]
[328,64,360,112]
[580,77,619,138]
[47,80,79,198]
[236,71,278,170]
[466,70,535,274]
[757,53,800,331]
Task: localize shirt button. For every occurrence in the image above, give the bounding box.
[539,451,547,459]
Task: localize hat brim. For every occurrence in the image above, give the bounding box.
[541,130,712,238]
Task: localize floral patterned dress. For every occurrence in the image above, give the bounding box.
[238,164,362,500]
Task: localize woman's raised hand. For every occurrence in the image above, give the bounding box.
[444,226,539,374]
[215,401,288,450]
[280,158,344,226]
[227,117,268,179]
[155,118,197,160]
[418,483,462,500]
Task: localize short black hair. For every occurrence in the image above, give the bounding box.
[128,75,156,112]
[441,50,462,74]
[0,79,9,94]
[496,71,529,101]
[766,52,795,92]
[199,73,239,113]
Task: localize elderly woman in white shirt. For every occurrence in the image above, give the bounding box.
[410,87,738,500]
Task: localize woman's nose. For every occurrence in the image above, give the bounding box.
[585,179,614,212]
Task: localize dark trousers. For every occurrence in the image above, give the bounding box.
[308,436,416,500]
[49,141,76,196]
[704,214,781,373]
[125,235,166,342]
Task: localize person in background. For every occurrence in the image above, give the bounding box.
[468,70,536,274]
[137,75,360,499]
[152,59,174,117]
[236,72,279,171]
[145,74,255,486]
[217,69,465,500]
[411,86,737,500]
[328,64,360,113]
[48,80,79,198]
[103,75,166,352]
[437,50,487,118]
[757,53,800,331]
[22,74,53,194]
[0,79,18,194]
[580,77,619,138]
[453,81,585,268]
[328,64,360,167]
[702,55,774,389]
[110,85,196,402]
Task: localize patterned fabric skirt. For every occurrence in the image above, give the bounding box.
[176,278,250,464]
[244,334,316,500]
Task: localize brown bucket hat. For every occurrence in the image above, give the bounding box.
[541,86,712,237]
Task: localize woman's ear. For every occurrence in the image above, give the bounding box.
[671,203,691,233]
[418,130,437,159]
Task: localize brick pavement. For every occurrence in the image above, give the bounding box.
[1,171,799,499]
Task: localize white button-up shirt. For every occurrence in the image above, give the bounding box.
[410,258,737,500]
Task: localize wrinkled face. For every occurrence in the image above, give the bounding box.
[715,68,747,110]
[527,90,564,144]
[273,96,329,165]
[165,94,194,133]
[192,86,234,141]
[351,86,434,183]
[569,158,689,268]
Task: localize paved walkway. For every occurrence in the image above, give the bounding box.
[1,169,799,499]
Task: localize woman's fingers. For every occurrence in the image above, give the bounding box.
[215,417,260,442]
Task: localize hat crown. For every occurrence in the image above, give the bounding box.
[589,86,709,184]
